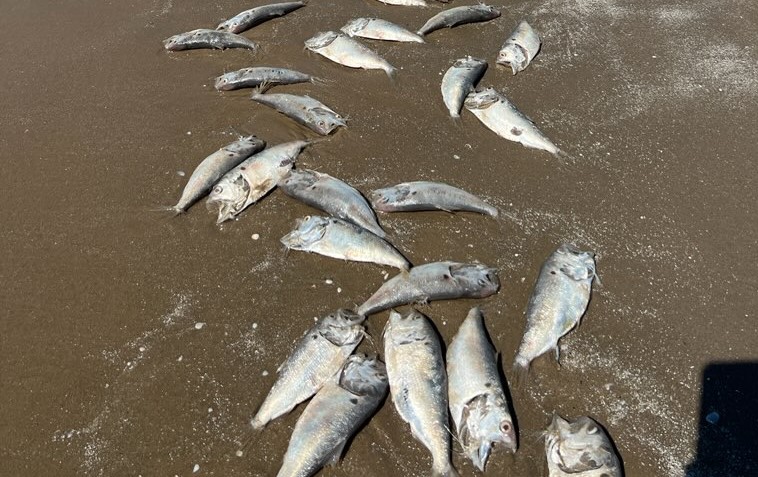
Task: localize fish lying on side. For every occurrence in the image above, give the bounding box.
[464,87,561,156]
[163,29,259,51]
[441,56,488,118]
[376,0,427,5]
[207,140,308,223]
[341,17,425,43]
[251,90,346,136]
[514,244,597,375]
[357,261,500,317]
[280,169,386,237]
[276,354,388,477]
[447,308,517,471]
[369,181,498,217]
[305,31,397,78]
[165,135,265,214]
[215,67,321,91]
[545,415,622,477]
[217,1,306,34]
[417,5,501,36]
[384,310,458,477]
[497,21,541,75]
[281,216,410,271]
[250,309,365,430]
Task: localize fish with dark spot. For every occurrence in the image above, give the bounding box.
[417,5,500,36]
[357,261,500,317]
[276,354,388,477]
[251,90,346,136]
[216,1,306,34]
[369,181,498,217]
[305,31,397,78]
[280,168,386,237]
[341,17,424,43]
[545,415,622,477]
[163,29,258,51]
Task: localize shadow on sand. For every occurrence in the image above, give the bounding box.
[685,361,758,477]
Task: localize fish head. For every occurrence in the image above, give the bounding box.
[279,169,318,192]
[162,33,186,51]
[497,45,527,74]
[279,215,328,250]
[341,18,370,36]
[206,175,250,223]
[368,184,411,210]
[339,354,389,398]
[449,263,500,297]
[309,110,345,135]
[454,56,487,71]
[556,244,597,282]
[464,88,502,110]
[216,20,237,32]
[481,5,502,18]
[460,395,518,471]
[304,31,339,51]
[214,72,239,91]
[226,135,265,156]
[318,309,365,346]
[386,310,432,344]
[546,415,618,474]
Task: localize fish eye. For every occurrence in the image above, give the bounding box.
[214,186,223,194]
[586,425,598,434]
[500,421,512,433]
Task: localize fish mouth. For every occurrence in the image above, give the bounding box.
[206,196,244,224]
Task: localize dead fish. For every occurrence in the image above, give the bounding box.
[217,1,306,34]
[447,308,517,471]
[417,5,501,36]
[250,309,364,430]
[384,310,458,477]
[370,181,498,217]
[166,135,265,214]
[357,261,499,317]
[305,31,397,78]
[207,140,308,223]
[281,216,410,271]
[215,67,320,91]
[545,415,622,477]
[464,87,560,155]
[276,354,388,477]
[441,56,488,118]
[341,17,425,43]
[497,21,541,75]
[514,244,597,375]
[251,90,346,136]
[279,169,386,237]
[376,0,427,5]
[163,29,258,51]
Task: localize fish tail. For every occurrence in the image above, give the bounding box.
[512,355,531,387]
[385,65,399,83]
[431,461,460,477]
[149,205,183,217]
[310,76,335,86]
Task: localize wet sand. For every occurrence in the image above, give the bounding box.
[1,0,757,476]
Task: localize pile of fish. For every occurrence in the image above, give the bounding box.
[160,2,622,476]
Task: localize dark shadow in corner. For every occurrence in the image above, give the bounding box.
[685,361,758,477]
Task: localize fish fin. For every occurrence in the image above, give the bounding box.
[326,441,347,466]
[554,345,561,364]
[310,76,334,86]
[512,355,531,387]
[235,423,265,458]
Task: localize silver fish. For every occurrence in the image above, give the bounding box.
[384,310,458,477]
[276,354,388,477]
[251,91,346,136]
[447,308,517,471]
[281,216,410,271]
[168,135,265,214]
[163,29,258,51]
[305,31,397,78]
[514,244,597,374]
[369,181,498,217]
[341,17,425,43]
[545,415,622,477]
[215,67,318,91]
[417,5,500,36]
[207,140,308,223]
[250,309,364,430]
[376,0,427,5]
[357,261,500,317]
[216,1,306,34]
[441,56,488,118]
[279,169,386,237]
[464,87,560,155]
[497,21,541,75]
